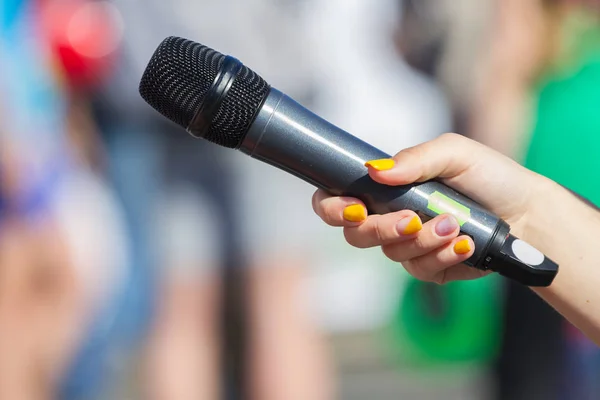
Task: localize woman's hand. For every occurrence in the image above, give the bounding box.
[313,133,600,343]
[312,133,549,284]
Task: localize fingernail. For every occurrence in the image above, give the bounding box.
[435,215,459,236]
[343,204,367,222]
[397,215,422,235]
[454,239,471,254]
[365,159,395,171]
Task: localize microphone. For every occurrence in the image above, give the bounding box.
[139,36,558,287]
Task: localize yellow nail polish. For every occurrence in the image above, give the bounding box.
[365,159,395,171]
[403,216,422,235]
[343,204,367,222]
[454,239,471,254]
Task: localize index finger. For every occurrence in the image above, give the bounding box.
[311,189,367,227]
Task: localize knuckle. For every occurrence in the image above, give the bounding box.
[403,259,431,282]
[372,217,385,244]
[432,269,449,285]
[323,205,339,225]
[343,228,367,249]
[381,244,402,262]
[398,145,424,161]
[439,132,461,143]
[311,191,320,214]
[411,233,427,252]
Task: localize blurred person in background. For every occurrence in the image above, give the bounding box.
[470,1,600,399]
[396,0,496,133]
[99,0,451,399]
[96,1,334,399]
[0,1,491,399]
[305,0,451,155]
[0,0,131,399]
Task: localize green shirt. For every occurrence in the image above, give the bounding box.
[526,17,600,205]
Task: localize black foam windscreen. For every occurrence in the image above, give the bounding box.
[139,36,270,148]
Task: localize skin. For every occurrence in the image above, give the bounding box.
[469,0,565,158]
[146,260,334,400]
[0,217,85,400]
[312,133,600,344]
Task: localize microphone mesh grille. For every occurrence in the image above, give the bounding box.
[206,64,270,148]
[139,36,224,129]
[139,36,270,148]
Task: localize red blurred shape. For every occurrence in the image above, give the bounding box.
[39,0,124,90]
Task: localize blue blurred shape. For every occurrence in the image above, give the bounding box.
[0,0,27,30]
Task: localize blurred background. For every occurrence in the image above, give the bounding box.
[1,0,599,399]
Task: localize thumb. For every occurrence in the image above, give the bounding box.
[365,133,485,186]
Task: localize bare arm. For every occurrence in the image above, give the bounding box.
[529,181,600,339]
[312,133,600,343]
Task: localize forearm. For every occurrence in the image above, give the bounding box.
[527,178,600,342]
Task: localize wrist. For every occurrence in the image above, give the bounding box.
[526,178,600,341]
[522,176,562,247]
[524,175,600,259]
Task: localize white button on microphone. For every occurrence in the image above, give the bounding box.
[511,239,545,266]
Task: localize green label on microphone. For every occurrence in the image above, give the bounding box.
[427,191,471,226]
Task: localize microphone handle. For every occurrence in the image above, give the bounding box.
[239,89,556,286]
